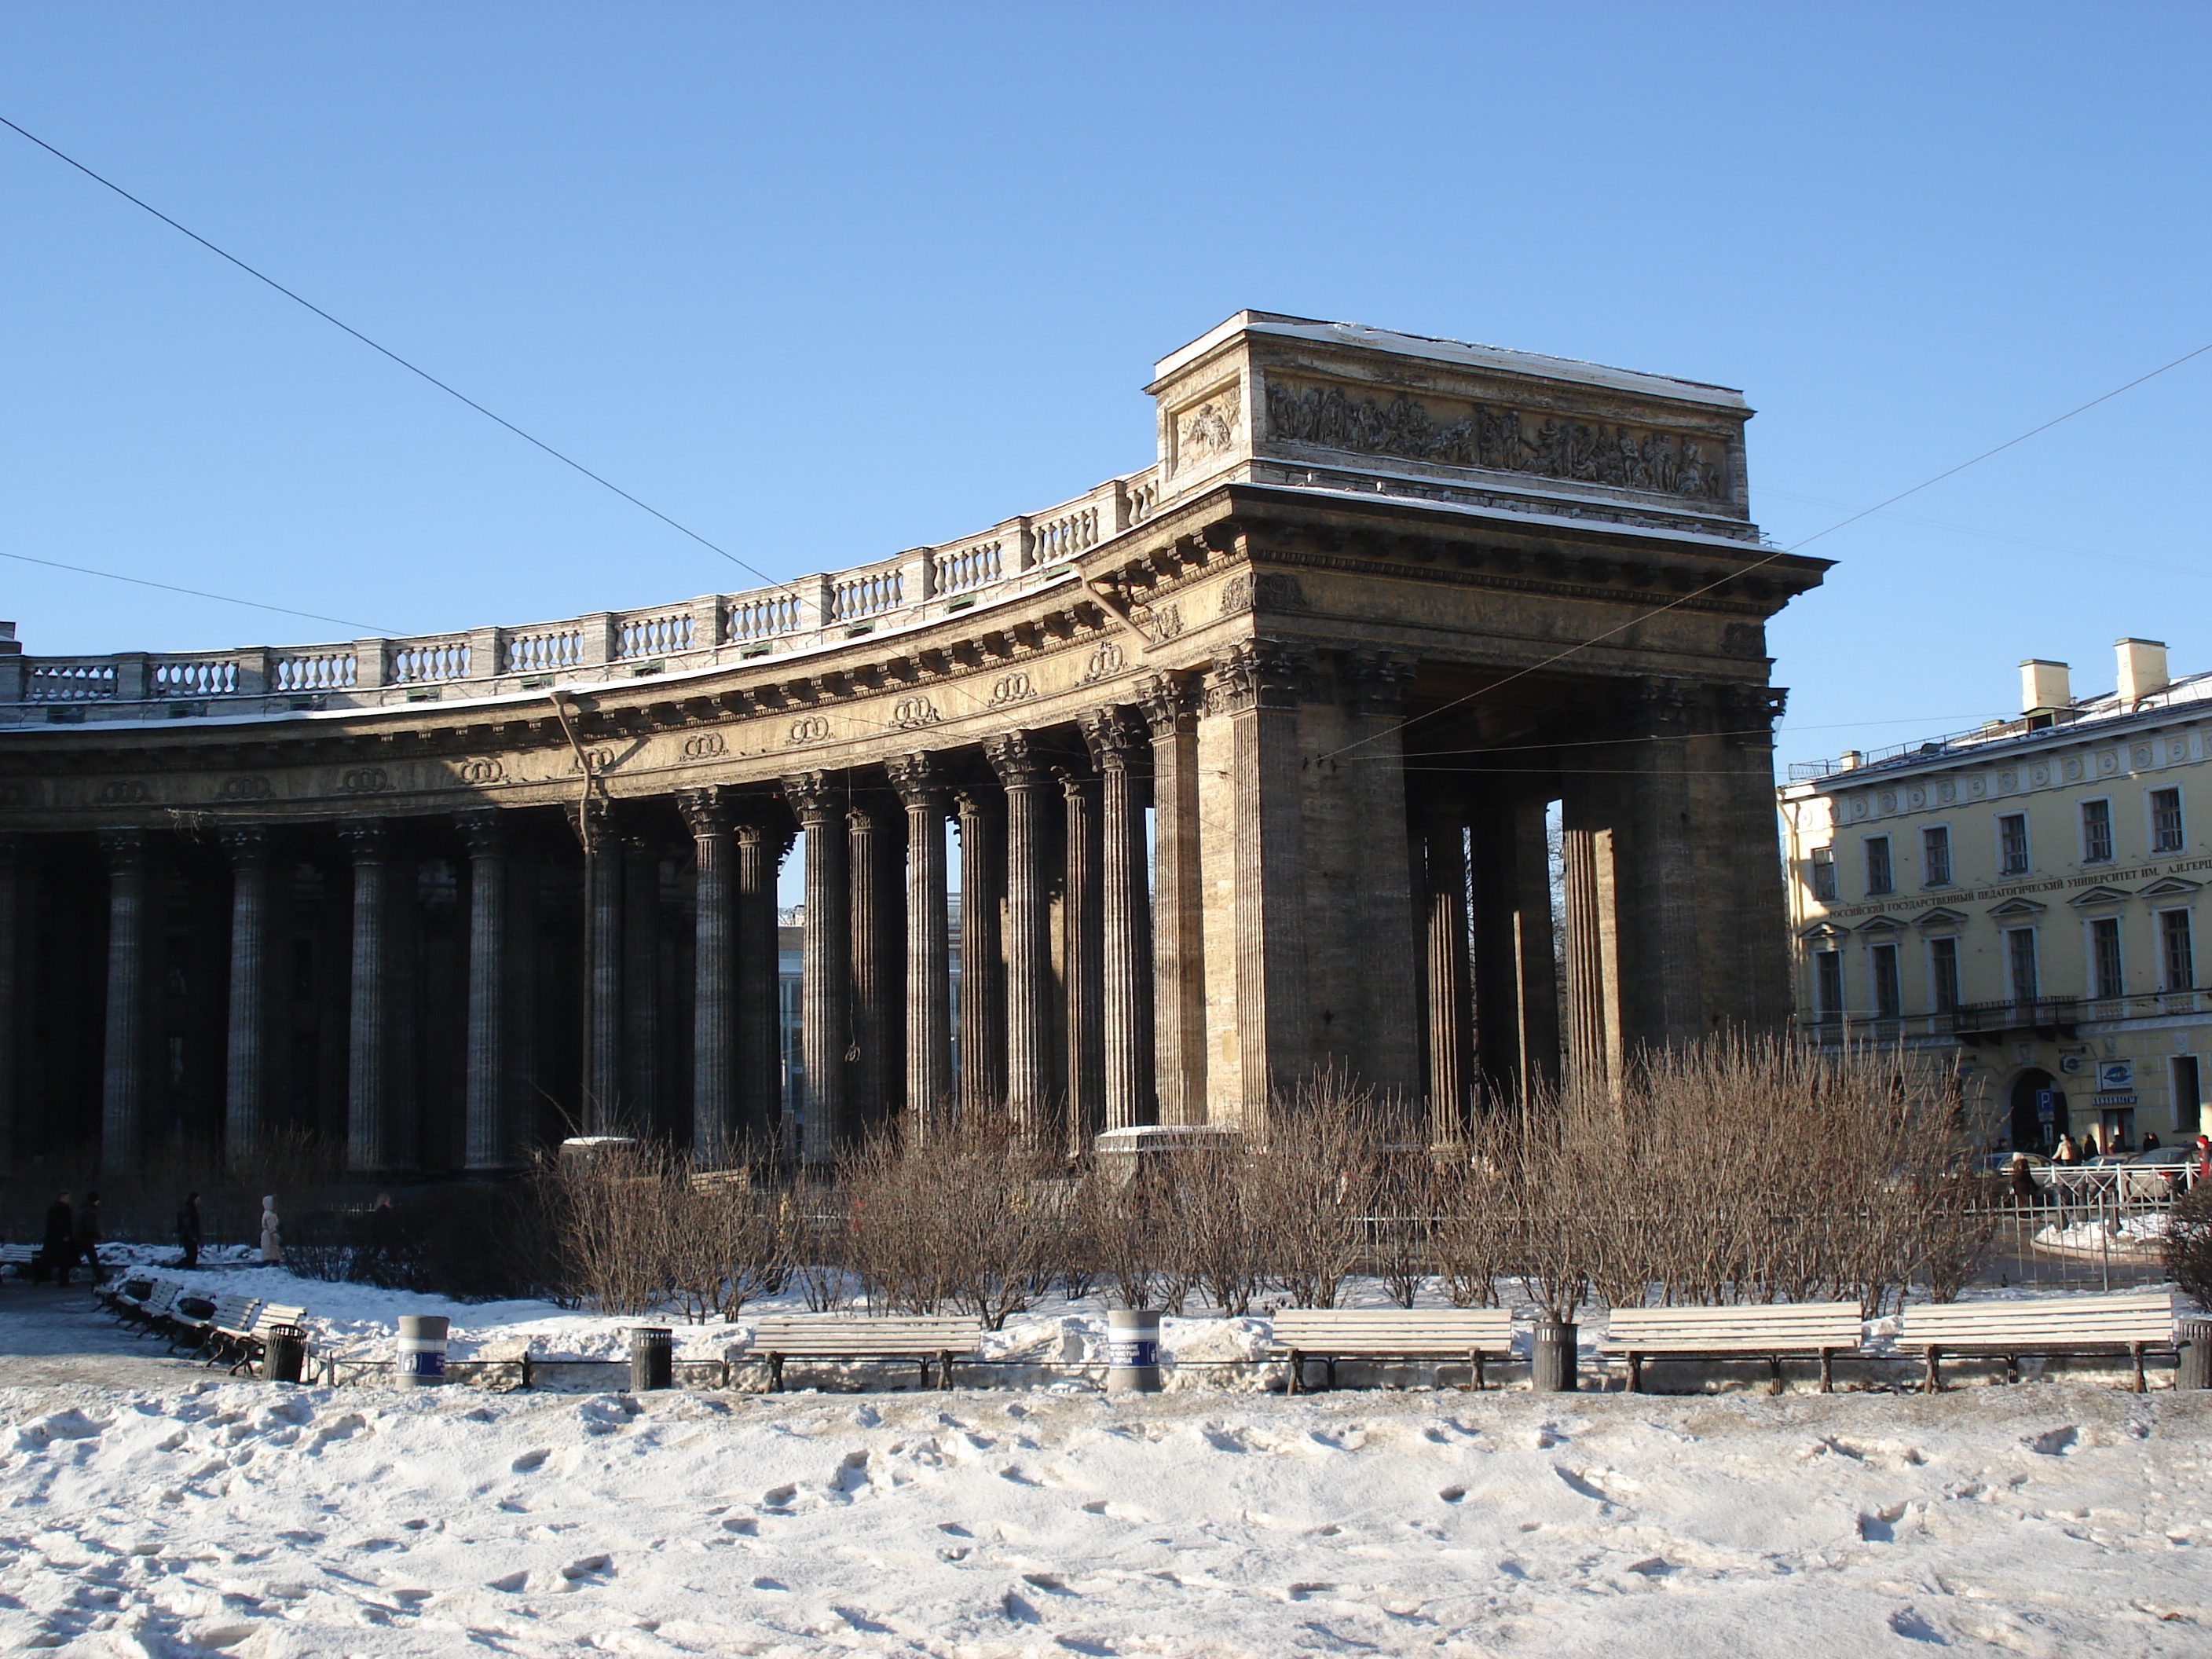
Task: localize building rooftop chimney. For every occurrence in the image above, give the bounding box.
[2115,638,2168,705]
[2020,658,2071,716]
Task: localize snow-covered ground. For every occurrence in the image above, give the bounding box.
[2034,1214,2170,1254]
[5,1376,2208,1656]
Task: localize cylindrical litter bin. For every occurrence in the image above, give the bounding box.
[262,1324,308,1385]
[630,1326,674,1392]
[1106,1309,1163,1393]
[2180,1317,2212,1391]
[396,1314,449,1388]
[1531,1320,1579,1393]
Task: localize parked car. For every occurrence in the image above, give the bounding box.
[2119,1145,2195,1199]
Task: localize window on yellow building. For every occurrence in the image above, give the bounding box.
[2090,916,2125,998]
[1809,845,1837,902]
[1928,936,1960,1013]
[1998,814,2030,877]
[2151,787,2185,854]
[1921,825,1951,887]
[2082,798,2113,863]
[2159,908,2194,991]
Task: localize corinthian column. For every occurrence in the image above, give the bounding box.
[679,788,735,1160]
[783,771,848,1166]
[97,829,150,1174]
[1083,706,1155,1133]
[339,820,392,1172]
[889,753,952,1136]
[734,816,789,1141]
[1137,676,1204,1125]
[1420,801,1472,1144]
[1060,762,1105,1148]
[575,798,624,1133]
[460,811,513,1170]
[220,825,273,1166]
[954,786,1005,1117]
[985,733,1051,1137]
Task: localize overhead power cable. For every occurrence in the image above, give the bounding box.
[0,548,397,635]
[0,113,781,590]
[1317,335,2212,764]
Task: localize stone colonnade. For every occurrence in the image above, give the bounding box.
[0,659,1783,1175]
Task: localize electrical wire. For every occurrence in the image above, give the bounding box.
[0,112,782,591]
[0,548,397,635]
[1315,335,2212,764]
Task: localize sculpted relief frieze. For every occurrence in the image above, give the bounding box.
[1265,379,1732,502]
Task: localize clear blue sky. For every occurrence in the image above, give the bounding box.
[3,3,2206,782]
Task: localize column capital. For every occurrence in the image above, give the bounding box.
[1717,683,1788,746]
[887,752,947,808]
[1343,650,1416,717]
[1133,672,1201,738]
[676,785,735,838]
[1207,636,1310,714]
[734,819,797,863]
[566,796,615,851]
[983,731,1046,788]
[337,819,389,859]
[97,826,148,865]
[1628,676,1699,734]
[457,809,506,857]
[1056,763,1100,804]
[780,770,841,824]
[218,823,272,863]
[1079,706,1141,772]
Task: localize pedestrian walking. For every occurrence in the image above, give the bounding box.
[39,1192,74,1285]
[259,1195,282,1265]
[2008,1153,2039,1207]
[2054,1133,2079,1166]
[174,1191,203,1269]
[72,1192,105,1287]
[2143,1131,2161,1153]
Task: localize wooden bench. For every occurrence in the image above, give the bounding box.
[120,1279,182,1334]
[1901,1291,2177,1393]
[226,1302,309,1375]
[1601,1302,1866,1393]
[0,1243,37,1283]
[183,1293,261,1362]
[1269,1309,1516,1393]
[748,1315,983,1392]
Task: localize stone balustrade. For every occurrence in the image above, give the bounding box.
[0,467,1162,724]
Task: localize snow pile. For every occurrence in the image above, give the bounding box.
[2035,1214,2171,1254]
[3,1379,2207,1654]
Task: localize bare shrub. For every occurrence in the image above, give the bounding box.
[1166,1137,1264,1317]
[2160,1181,2212,1310]
[1251,1073,1395,1309]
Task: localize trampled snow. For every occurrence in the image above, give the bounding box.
[5,1374,2207,1655]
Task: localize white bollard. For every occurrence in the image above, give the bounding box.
[396,1314,449,1387]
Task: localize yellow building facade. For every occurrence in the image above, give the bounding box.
[1778,639,2212,1154]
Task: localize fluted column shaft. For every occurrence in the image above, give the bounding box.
[221,826,273,1165]
[1137,677,1205,1125]
[954,788,1005,1117]
[621,836,661,1130]
[786,774,848,1166]
[98,830,150,1174]
[1085,708,1154,1132]
[891,755,952,1136]
[1422,803,1472,1144]
[1060,766,1105,1149]
[735,820,787,1139]
[679,791,735,1159]
[461,813,512,1169]
[987,734,1052,1137]
[846,801,900,1133]
[578,802,624,1133]
[341,821,392,1172]
[1561,822,1617,1090]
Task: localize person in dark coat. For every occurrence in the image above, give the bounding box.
[40,1193,74,1285]
[72,1191,105,1287]
[2007,1154,2040,1207]
[175,1191,203,1269]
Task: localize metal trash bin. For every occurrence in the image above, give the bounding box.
[630,1326,673,1392]
[1532,1320,1579,1392]
[1106,1309,1163,1393]
[397,1314,449,1387]
[262,1324,307,1384]
[2180,1317,2212,1391]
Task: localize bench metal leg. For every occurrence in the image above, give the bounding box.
[1325,1358,1338,1392]
[1286,1350,1302,1395]
[939,1350,955,1391]
[1628,1353,1643,1393]
[1819,1349,1834,1393]
[1768,1355,1784,1397]
[1470,1349,1484,1392]
[768,1353,785,1393]
[2133,1342,2146,1394]
[1923,1347,1941,1393]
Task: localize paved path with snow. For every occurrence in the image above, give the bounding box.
[0,1284,207,1388]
